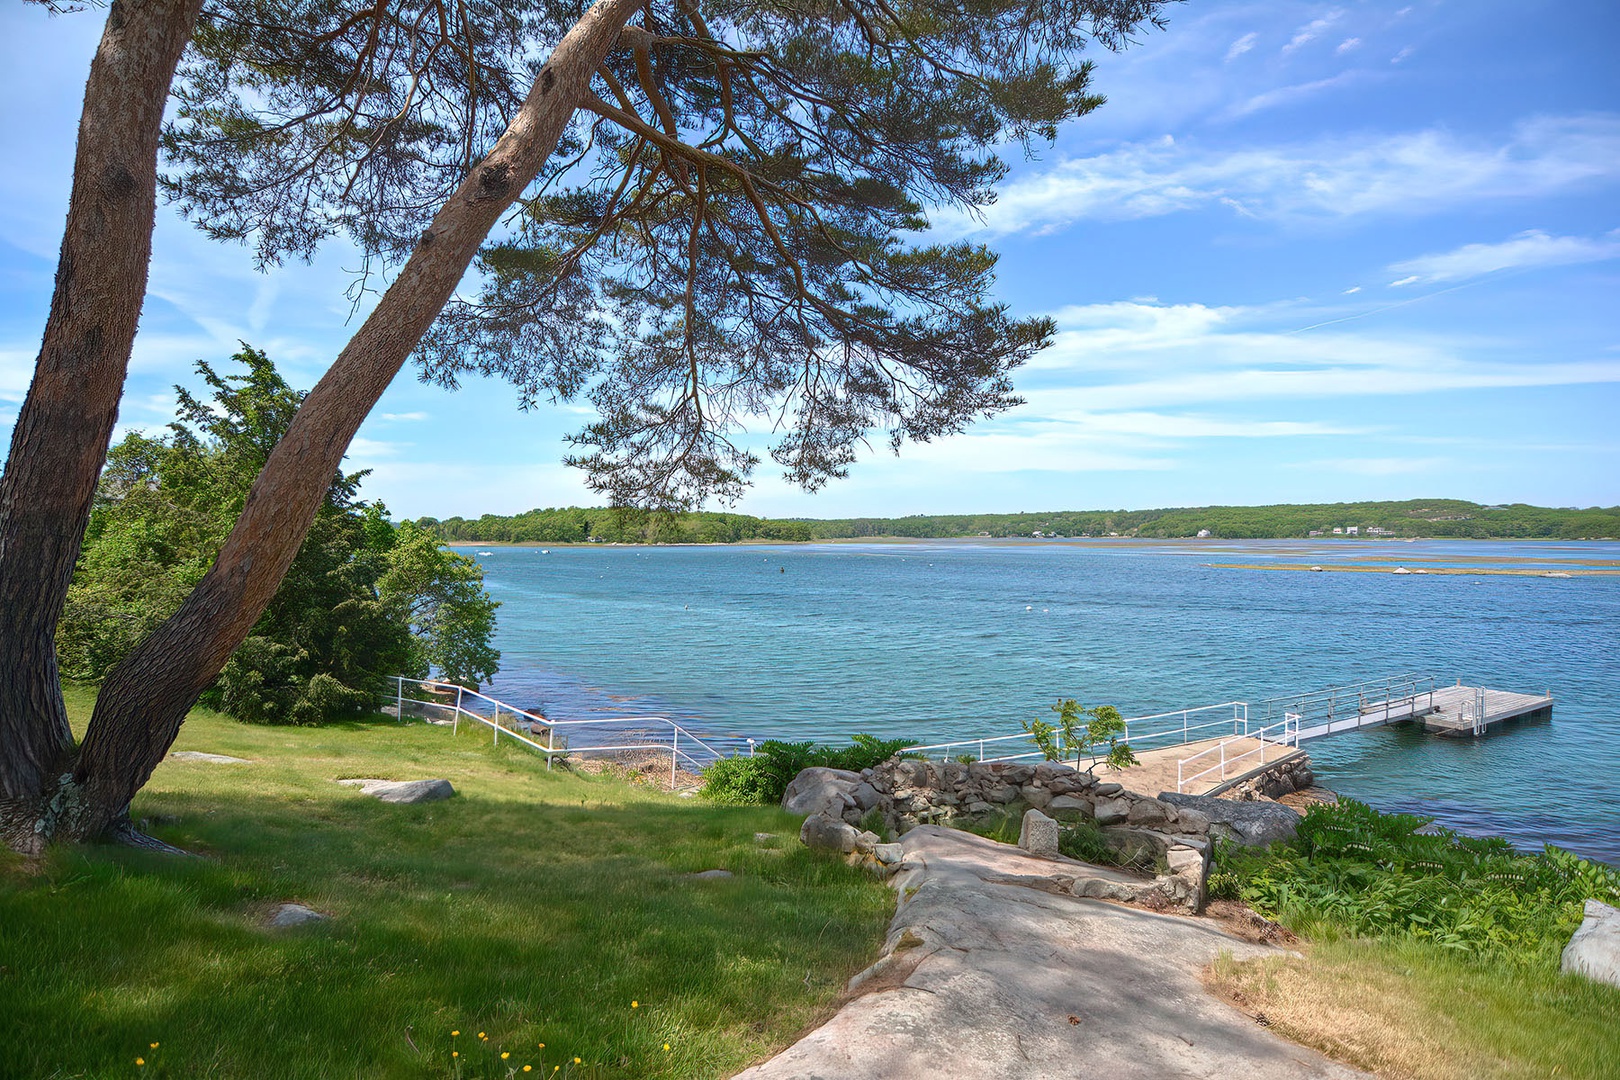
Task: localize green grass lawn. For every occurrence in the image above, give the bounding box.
[0,689,893,1079]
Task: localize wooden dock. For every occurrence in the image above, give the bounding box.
[1418,683,1553,737]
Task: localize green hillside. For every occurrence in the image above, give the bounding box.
[421,500,1620,544]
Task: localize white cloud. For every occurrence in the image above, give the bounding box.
[1225,32,1258,61]
[1388,229,1620,283]
[1291,456,1450,476]
[1227,70,1370,118]
[1388,275,1420,287]
[1282,11,1343,53]
[944,115,1620,237]
[1337,37,1362,53]
[380,411,431,422]
[1024,300,1620,414]
[1343,286,1362,294]
[1391,46,1413,64]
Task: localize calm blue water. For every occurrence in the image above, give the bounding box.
[461,540,1620,864]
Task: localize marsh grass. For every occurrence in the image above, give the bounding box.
[0,687,892,1078]
[1207,936,1620,1080]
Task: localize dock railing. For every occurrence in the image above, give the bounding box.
[1175,713,1300,793]
[394,676,731,789]
[1253,672,1435,740]
[901,701,1251,766]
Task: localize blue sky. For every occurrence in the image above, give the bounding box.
[2,0,1617,520]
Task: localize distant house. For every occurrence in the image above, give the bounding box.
[1345,526,1360,536]
[1367,527,1392,536]
[1308,530,1323,537]
[1196,529,1212,538]
[1332,527,1344,535]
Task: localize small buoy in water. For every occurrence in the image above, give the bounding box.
[1026,605,1033,611]
[1310,565,1324,572]
[541,549,550,554]
[779,566,785,573]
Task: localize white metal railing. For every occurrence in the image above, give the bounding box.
[393,676,732,788]
[1253,672,1436,740]
[901,701,1251,767]
[1175,713,1300,793]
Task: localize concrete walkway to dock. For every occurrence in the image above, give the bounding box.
[732,827,1366,1080]
[1097,736,1298,797]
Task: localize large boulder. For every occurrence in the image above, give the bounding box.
[782,767,862,816]
[800,813,860,853]
[338,778,455,804]
[1562,900,1620,989]
[1159,792,1300,847]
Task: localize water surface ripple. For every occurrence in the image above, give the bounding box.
[467,540,1620,864]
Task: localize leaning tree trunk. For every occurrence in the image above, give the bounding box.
[0,0,203,851]
[62,0,645,843]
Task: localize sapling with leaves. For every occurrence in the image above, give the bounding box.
[1024,699,1139,772]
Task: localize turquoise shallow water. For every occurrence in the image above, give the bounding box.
[461,539,1620,864]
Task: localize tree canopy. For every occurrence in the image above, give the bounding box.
[165,0,1170,507]
[61,347,500,723]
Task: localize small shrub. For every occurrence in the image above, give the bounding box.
[698,734,917,805]
[696,755,776,805]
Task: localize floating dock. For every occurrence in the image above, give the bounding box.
[1417,683,1554,737]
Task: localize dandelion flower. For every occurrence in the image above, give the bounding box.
[149,1043,160,1049]
[451,1030,460,1037]
[135,1059,145,1067]
[502,1052,510,1059]
[631,1001,639,1008]
[479,1032,487,1040]
[574,1057,582,1064]
[663,1043,671,1052]
[538,1043,545,1049]
[524,1068,532,1073]
[453,1052,459,1058]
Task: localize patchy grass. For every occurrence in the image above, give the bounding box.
[0,687,891,1079]
[1208,926,1620,1079]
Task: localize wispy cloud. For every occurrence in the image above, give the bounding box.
[1225,32,1258,61]
[1282,10,1343,53]
[1337,37,1362,53]
[1388,229,1620,283]
[1227,70,1370,118]
[943,115,1620,237]
[380,411,431,422]
[1388,275,1420,287]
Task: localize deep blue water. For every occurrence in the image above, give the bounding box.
[462,539,1620,864]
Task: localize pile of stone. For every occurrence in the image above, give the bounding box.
[785,758,1309,914]
[1217,755,1315,802]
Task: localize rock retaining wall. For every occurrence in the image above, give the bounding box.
[785,757,1320,914]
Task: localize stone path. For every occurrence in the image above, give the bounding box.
[732,826,1367,1080]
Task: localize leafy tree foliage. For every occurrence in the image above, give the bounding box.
[59,347,500,722]
[163,0,1171,508]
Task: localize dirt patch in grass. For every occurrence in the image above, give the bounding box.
[1206,937,1620,1080]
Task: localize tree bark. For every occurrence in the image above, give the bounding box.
[68,0,645,841]
[0,0,203,839]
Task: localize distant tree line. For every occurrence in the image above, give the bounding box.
[421,500,1620,544]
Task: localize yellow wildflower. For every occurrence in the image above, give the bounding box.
[135,1059,145,1068]
[149,1043,160,1049]
[524,1068,533,1073]
[663,1043,671,1052]
[479,1032,487,1040]
[631,1001,639,1008]
[502,1052,511,1060]
[574,1057,582,1064]
[452,1030,460,1037]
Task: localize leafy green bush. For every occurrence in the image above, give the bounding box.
[695,755,779,805]
[1213,799,1620,964]
[697,734,916,805]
